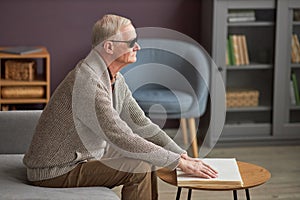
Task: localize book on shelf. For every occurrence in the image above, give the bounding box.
[237,36,245,65]
[226,43,230,66]
[290,80,296,105]
[0,46,43,55]
[228,16,256,23]
[228,10,255,23]
[176,158,243,188]
[241,35,249,65]
[226,35,249,66]
[294,9,300,22]
[227,37,235,65]
[291,34,300,63]
[232,35,241,66]
[291,72,300,105]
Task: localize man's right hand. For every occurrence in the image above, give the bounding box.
[178,155,218,179]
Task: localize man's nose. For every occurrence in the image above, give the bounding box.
[133,42,141,51]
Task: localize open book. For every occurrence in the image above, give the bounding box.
[176,158,243,187]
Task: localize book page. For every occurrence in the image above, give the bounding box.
[177,158,243,187]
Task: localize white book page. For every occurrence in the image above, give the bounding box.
[177,158,243,185]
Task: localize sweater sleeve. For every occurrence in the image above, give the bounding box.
[119,76,186,155]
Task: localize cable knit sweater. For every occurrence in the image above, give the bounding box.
[23,49,185,182]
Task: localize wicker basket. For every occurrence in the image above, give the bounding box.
[5,60,36,81]
[1,86,44,99]
[226,89,259,108]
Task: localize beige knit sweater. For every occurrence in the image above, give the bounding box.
[23,49,185,182]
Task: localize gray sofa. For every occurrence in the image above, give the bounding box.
[0,110,120,200]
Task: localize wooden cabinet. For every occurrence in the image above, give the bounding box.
[0,47,50,110]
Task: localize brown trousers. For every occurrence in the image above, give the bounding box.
[32,158,158,200]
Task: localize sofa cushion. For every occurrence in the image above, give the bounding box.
[0,154,120,200]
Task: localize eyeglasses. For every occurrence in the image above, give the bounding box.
[109,37,138,48]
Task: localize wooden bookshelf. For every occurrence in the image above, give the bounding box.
[0,47,50,110]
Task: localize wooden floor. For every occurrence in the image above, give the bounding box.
[113,145,300,200]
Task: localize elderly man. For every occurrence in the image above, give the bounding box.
[23,14,217,200]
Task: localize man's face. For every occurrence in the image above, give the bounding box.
[113,24,140,64]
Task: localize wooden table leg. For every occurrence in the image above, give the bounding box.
[233,190,238,200]
[176,187,182,200]
[245,189,250,200]
[187,189,192,200]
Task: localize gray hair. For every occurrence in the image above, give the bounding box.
[92,14,132,48]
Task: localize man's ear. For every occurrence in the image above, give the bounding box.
[103,41,114,54]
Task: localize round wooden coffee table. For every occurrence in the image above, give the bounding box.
[157,161,271,200]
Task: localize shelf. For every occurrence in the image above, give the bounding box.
[0,79,47,86]
[224,123,271,129]
[227,105,272,112]
[292,21,300,26]
[228,21,274,27]
[290,105,300,110]
[281,123,300,136]
[222,123,272,137]
[291,63,300,68]
[226,64,273,70]
[0,47,49,59]
[0,99,48,104]
[0,46,50,111]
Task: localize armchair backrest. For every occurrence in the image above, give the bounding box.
[121,38,210,118]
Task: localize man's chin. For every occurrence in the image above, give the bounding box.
[128,58,137,63]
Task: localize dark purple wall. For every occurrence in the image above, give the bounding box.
[0,0,203,92]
